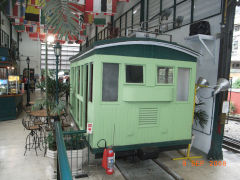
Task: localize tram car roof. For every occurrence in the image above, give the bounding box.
[70,37,200,63]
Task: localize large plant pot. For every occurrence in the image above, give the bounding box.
[46,148,88,176]
[46,149,57,179]
[66,148,88,175]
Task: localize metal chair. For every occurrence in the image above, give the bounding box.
[60,108,71,128]
[22,118,40,156]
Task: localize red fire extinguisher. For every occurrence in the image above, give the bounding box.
[99,139,115,175]
[106,147,115,175]
[102,148,107,170]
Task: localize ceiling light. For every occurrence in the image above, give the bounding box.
[47,35,55,44]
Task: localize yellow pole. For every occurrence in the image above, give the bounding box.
[173,85,202,161]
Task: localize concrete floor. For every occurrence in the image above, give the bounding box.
[224,120,240,139]
[157,149,240,180]
[0,90,240,180]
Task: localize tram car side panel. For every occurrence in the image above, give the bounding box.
[70,38,198,154]
[70,55,196,153]
[92,55,196,152]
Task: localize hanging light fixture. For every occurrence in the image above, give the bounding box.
[47,35,55,44]
[161,8,172,20]
[213,78,230,95]
[54,42,62,57]
[196,77,209,91]
[196,77,230,96]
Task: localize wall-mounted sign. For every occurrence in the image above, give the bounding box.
[87,123,93,134]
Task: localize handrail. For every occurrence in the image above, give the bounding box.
[63,130,86,135]
[55,121,73,180]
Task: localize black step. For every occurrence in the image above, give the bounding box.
[137,147,159,160]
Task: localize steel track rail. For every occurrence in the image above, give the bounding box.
[223,136,240,153]
[116,158,183,180]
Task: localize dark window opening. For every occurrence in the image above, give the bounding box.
[102,63,119,101]
[126,65,143,83]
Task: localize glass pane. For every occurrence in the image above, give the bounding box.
[162,0,174,9]
[102,63,119,101]
[41,43,79,70]
[176,0,191,26]
[148,0,160,19]
[126,65,143,83]
[177,68,190,101]
[194,0,221,21]
[133,4,141,29]
[157,67,173,84]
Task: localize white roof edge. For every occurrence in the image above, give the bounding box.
[70,41,200,62]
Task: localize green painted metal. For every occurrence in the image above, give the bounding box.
[173,0,176,29]
[140,0,145,25]
[91,139,191,154]
[70,38,198,63]
[55,121,73,180]
[72,38,199,61]
[70,40,197,153]
[56,55,59,104]
[63,130,86,135]
[0,47,10,57]
[0,95,23,121]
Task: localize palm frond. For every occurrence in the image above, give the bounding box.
[194,100,208,128]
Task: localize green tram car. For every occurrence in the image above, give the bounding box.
[70,38,199,154]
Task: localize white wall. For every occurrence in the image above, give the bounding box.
[19,32,41,76]
[112,0,222,154]
[159,15,221,154]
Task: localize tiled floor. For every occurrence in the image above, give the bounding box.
[0,91,124,180]
[0,115,54,180]
[0,91,54,180]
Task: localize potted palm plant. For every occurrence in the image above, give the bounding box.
[34,76,69,177]
[34,76,69,116]
[46,130,87,176]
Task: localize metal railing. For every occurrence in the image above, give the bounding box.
[78,0,223,54]
[55,121,87,180]
[63,130,87,178]
[55,121,73,180]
